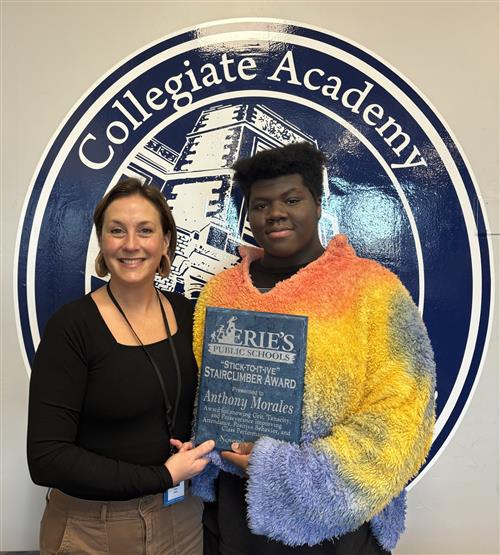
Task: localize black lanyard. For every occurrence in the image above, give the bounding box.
[106,283,182,451]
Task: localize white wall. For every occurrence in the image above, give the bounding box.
[1,2,498,553]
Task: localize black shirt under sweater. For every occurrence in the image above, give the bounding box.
[27,291,198,501]
[204,260,390,555]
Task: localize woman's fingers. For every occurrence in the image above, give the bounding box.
[192,439,215,457]
[169,439,193,452]
[169,438,184,451]
[164,439,215,484]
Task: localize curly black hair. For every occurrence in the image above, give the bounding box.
[232,142,326,201]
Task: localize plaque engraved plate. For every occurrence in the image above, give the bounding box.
[195,307,307,449]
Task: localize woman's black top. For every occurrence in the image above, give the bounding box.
[27,291,198,501]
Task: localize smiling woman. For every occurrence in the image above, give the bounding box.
[99,194,170,287]
[27,178,215,555]
[93,178,177,278]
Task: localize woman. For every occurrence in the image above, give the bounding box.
[27,178,214,555]
[191,142,436,555]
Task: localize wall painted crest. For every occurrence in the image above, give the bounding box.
[15,18,493,488]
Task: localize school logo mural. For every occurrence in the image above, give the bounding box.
[15,19,493,484]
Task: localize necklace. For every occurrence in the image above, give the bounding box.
[106,282,182,448]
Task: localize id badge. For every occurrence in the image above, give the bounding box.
[163,480,185,506]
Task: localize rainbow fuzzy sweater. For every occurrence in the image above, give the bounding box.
[192,235,436,550]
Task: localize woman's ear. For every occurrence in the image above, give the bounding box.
[164,231,171,253]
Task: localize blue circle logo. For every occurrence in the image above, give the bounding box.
[15,19,493,484]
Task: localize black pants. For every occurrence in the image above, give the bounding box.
[203,473,391,555]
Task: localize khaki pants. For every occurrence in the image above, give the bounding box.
[40,488,203,555]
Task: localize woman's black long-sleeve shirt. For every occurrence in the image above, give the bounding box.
[27,291,198,501]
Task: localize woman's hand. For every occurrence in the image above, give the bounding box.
[165,439,215,485]
[169,438,192,452]
[221,442,254,472]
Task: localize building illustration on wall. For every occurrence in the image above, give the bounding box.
[124,103,336,297]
